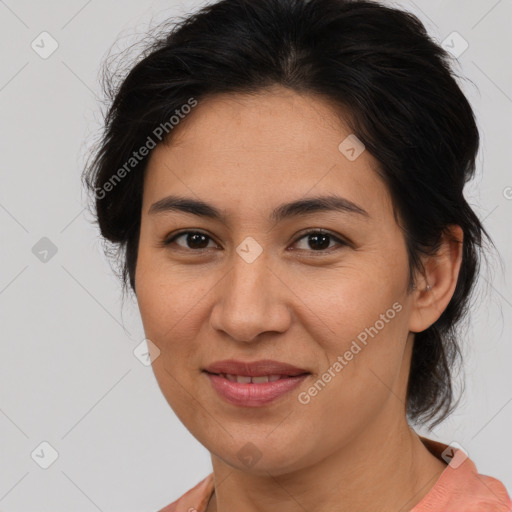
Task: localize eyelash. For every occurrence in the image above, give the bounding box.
[161,229,350,255]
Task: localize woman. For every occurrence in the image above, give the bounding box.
[83,0,511,510]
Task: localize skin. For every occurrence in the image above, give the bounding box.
[135,85,463,512]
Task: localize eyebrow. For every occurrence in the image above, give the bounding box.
[148,194,370,223]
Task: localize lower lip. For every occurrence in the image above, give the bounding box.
[205,372,309,407]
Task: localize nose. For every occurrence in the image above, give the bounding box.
[209,251,292,343]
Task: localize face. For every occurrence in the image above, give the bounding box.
[135,86,417,474]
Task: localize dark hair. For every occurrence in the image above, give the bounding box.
[83,0,492,428]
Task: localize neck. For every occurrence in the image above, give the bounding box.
[206,413,446,512]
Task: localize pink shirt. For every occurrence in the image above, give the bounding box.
[158,437,511,512]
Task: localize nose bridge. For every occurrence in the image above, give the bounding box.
[211,244,290,341]
[229,246,273,310]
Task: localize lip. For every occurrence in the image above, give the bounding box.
[205,372,309,407]
[203,359,310,407]
[203,359,309,377]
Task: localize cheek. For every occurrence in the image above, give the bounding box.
[135,243,203,343]
[134,247,220,416]
[292,258,409,415]
[292,304,408,460]
[304,290,407,402]
[295,256,406,350]
[135,254,210,429]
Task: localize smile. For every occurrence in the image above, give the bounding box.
[204,371,309,407]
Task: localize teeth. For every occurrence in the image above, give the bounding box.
[252,375,269,383]
[222,373,286,383]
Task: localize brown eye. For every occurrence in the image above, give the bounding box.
[164,231,217,250]
[292,230,348,253]
[162,229,349,254]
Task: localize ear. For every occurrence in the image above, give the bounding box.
[408,225,464,333]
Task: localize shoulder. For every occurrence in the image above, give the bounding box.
[157,473,214,512]
[413,437,512,512]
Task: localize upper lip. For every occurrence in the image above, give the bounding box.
[204,359,309,377]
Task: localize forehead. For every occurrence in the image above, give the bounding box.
[142,87,391,221]
[159,86,358,155]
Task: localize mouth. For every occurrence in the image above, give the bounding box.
[204,372,309,383]
[203,358,309,378]
[202,360,311,407]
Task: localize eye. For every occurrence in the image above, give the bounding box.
[291,229,349,253]
[161,229,349,253]
[163,231,218,251]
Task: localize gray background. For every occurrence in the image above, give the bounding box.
[0,0,511,510]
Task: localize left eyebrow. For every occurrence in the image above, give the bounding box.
[148,194,370,222]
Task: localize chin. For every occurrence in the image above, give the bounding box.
[208,432,314,475]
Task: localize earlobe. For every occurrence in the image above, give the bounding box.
[408,225,464,333]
